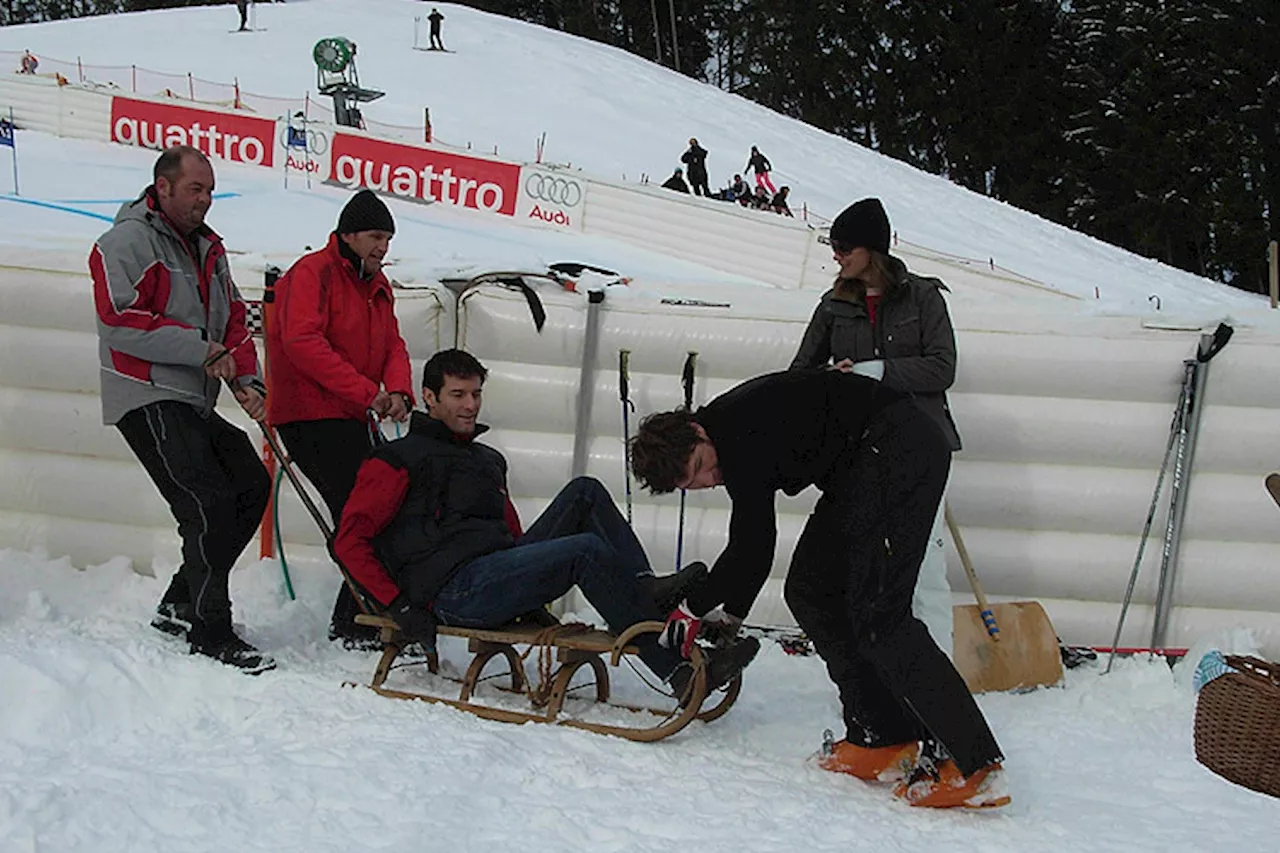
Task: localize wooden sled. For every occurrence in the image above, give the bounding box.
[351,615,743,742]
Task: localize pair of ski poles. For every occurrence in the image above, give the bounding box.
[1105,322,1233,673]
[619,348,697,571]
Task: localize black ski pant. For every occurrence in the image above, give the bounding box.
[117,401,269,628]
[689,170,710,197]
[276,418,375,628]
[784,401,1003,777]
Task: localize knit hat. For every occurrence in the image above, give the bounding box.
[830,197,890,254]
[337,189,395,235]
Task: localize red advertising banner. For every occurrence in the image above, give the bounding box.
[330,132,520,215]
[110,96,276,168]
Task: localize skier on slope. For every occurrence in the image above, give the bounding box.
[428,7,446,51]
[789,197,960,662]
[745,145,776,195]
[629,369,1009,809]
[681,138,711,197]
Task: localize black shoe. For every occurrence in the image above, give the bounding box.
[667,636,760,705]
[189,621,276,675]
[150,574,192,638]
[151,601,193,638]
[645,561,709,614]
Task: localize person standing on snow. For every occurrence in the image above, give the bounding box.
[235,0,250,32]
[745,145,776,195]
[90,145,273,674]
[266,189,415,650]
[681,138,711,197]
[332,349,757,698]
[789,197,960,661]
[629,369,1008,809]
[428,7,446,50]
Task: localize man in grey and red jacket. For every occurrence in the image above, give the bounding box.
[90,145,273,674]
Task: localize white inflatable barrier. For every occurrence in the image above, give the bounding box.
[3,78,1280,655]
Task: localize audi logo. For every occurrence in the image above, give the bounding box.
[523,173,582,207]
[278,126,329,156]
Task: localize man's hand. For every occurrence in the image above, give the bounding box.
[370,390,392,417]
[387,593,437,651]
[233,385,266,422]
[386,392,412,423]
[204,341,236,381]
[658,600,702,659]
[830,358,854,373]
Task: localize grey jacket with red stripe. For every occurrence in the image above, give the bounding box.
[90,188,261,425]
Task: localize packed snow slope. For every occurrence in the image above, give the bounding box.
[1,0,1275,323]
[2,549,1278,853]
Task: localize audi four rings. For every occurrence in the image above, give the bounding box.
[279,126,329,155]
[524,173,582,206]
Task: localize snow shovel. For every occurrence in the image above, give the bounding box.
[947,505,1064,693]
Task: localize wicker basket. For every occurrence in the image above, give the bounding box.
[1193,655,1280,798]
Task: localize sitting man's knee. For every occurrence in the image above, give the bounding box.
[565,475,610,502]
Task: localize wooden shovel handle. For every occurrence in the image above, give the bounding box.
[944,503,1000,641]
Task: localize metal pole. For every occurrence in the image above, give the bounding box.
[676,351,696,570]
[619,349,635,525]
[571,289,606,479]
[8,107,17,196]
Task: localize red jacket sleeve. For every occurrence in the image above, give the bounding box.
[333,456,410,608]
[380,303,415,405]
[503,494,523,539]
[276,263,380,409]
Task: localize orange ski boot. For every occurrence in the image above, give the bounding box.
[816,730,920,783]
[894,758,1011,809]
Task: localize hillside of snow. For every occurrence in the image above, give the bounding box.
[1,0,1276,324]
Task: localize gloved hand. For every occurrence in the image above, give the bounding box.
[658,600,702,659]
[700,608,743,646]
[387,593,438,651]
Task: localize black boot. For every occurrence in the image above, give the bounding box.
[645,561,709,614]
[667,635,760,705]
[150,573,193,638]
[328,584,381,651]
[189,619,276,675]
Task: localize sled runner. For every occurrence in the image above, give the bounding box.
[351,614,742,742]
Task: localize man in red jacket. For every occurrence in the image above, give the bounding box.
[267,189,415,647]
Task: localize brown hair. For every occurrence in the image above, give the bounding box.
[834,249,898,301]
[153,145,211,186]
[629,410,700,494]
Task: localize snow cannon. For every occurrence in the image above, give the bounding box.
[312,36,384,129]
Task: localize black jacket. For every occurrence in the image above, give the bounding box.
[688,370,911,618]
[681,144,708,179]
[790,255,962,450]
[746,150,772,174]
[372,412,514,603]
[662,173,690,193]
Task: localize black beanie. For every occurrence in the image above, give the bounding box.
[337,189,395,235]
[830,197,890,254]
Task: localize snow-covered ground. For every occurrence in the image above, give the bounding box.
[2,1,1279,847]
[2,550,1277,851]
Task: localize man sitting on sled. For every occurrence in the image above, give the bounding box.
[332,348,761,698]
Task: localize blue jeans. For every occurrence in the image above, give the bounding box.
[433,477,679,679]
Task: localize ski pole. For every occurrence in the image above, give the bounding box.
[676,351,697,571]
[619,349,634,525]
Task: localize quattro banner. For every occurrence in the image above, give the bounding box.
[110,96,276,167]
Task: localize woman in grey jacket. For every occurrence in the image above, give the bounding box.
[790,197,961,658]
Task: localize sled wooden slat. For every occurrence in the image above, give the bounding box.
[351,614,740,741]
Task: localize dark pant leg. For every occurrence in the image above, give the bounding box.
[785,500,925,747]
[518,477,651,578]
[276,419,374,626]
[851,411,1004,776]
[118,402,269,627]
[434,532,678,678]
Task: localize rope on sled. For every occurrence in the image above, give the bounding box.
[521,623,591,707]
